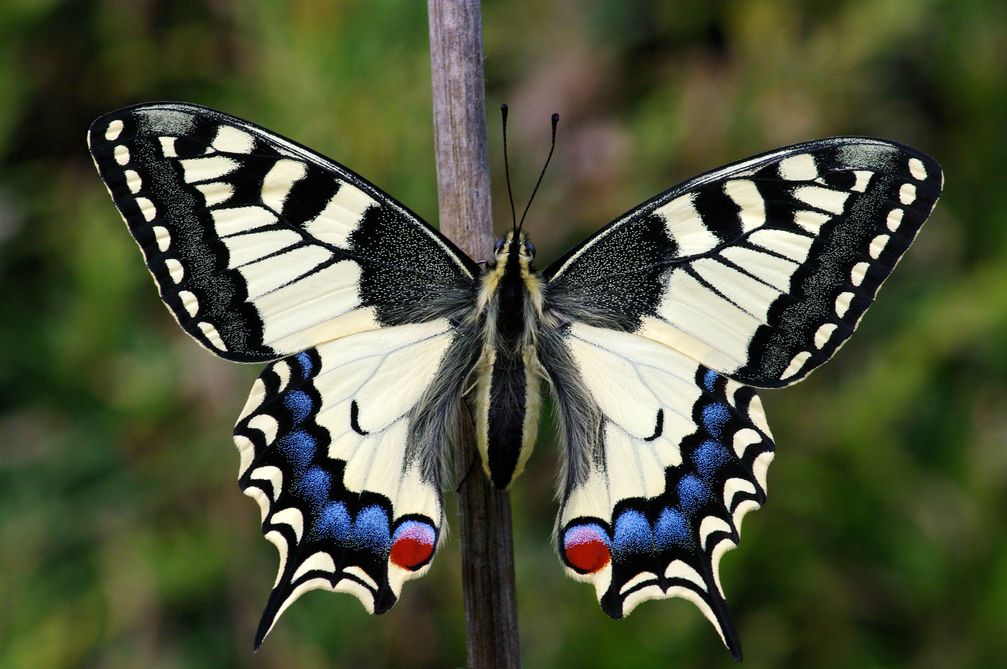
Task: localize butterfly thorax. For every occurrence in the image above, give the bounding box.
[474,230,544,489]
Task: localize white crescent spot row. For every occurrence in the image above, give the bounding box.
[757,156,931,383]
[103,119,228,353]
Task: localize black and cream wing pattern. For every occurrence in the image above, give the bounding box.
[541,138,942,658]
[90,101,943,659]
[87,103,482,645]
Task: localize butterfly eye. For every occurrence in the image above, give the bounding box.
[493,238,506,254]
[523,240,536,257]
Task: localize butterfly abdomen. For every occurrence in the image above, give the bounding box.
[476,348,528,488]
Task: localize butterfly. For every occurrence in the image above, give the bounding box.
[88,102,942,658]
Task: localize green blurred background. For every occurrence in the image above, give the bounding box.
[2,1,1005,667]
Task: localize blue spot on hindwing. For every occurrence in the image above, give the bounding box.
[315,501,351,539]
[677,475,710,513]
[278,430,316,471]
[613,509,653,556]
[654,507,689,549]
[702,403,731,438]
[285,390,313,425]
[295,351,314,380]
[296,466,331,509]
[350,505,391,554]
[693,439,731,477]
[703,369,719,393]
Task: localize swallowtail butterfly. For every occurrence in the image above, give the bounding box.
[88,103,942,658]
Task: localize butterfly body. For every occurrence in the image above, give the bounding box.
[88,103,942,658]
[475,230,544,488]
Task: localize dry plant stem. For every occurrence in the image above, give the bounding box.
[427,1,521,668]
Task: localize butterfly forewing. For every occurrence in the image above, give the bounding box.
[545,138,943,387]
[87,103,477,362]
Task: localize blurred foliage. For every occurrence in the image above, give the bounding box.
[1,0,1005,667]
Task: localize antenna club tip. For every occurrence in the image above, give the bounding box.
[501,103,509,112]
[551,112,560,123]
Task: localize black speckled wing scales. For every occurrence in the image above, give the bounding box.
[545,138,943,388]
[87,103,477,362]
[233,320,476,647]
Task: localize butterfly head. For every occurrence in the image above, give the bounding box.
[492,230,536,265]
[479,229,542,315]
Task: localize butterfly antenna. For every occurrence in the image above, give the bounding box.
[517,112,559,232]
[501,104,518,233]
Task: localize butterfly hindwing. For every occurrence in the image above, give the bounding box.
[87,103,477,362]
[541,324,774,660]
[233,319,480,646]
[545,138,943,387]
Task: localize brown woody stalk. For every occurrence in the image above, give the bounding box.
[427,1,521,667]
